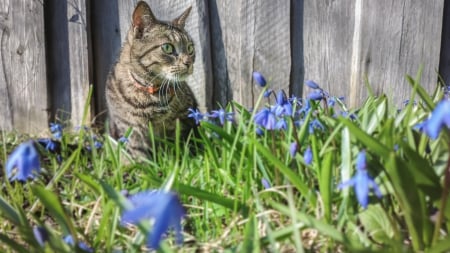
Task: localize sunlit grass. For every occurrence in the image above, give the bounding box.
[0,70,450,252]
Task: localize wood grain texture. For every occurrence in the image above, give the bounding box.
[210,0,291,108]
[90,0,122,121]
[290,0,304,97]
[45,0,91,126]
[0,0,48,133]
[303,0,355,105]
[349,0,444,107]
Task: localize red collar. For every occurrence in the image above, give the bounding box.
[129,71,174,95]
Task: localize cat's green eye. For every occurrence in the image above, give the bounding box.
[161,43,174,54]
[187,44,194,55]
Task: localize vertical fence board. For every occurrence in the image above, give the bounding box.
[67,0,91,126]
[303,0,355,103]
[46,0,91,126]
[90,0,121,122]
[0,0,48,133]
[290,0,304,97]
[350,0,444,105]
[210,0,291,108]
[0,1,448,133]
[349,0,444,106]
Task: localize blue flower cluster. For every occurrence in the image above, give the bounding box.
[188,108,234,126]
[252,75,339,135]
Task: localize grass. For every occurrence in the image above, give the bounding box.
[0,71,450,252]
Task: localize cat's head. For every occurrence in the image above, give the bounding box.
[127,1,195,88]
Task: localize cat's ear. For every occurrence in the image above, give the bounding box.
[132,1,157,38]
[172,6,192,28]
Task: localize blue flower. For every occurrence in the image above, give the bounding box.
[263,89,273,98]
[309,119,325,134]
[298,99,312,115]
[307,90,324,101]
[254,107,277,130]
[49,123,63,139]
[274,90,293,117]
[33,226,48,246]
[6,141,41,182]
[37,138,59,153]
[289,142,298,157]
[417,100,450,139]
[255,127,265,136]
[305,80,320,89]
[338,151,382,209]
[36,138,62,163]
[121,190,185,249]
[118,136,129,144]
[63,235,93,252]
[303,146,313,165]
[187,108,204,125]
[275,118,287,130]
[94,139,103,149]
[253,71,267,87]
[261,178,271,189]
[208,109,234,125]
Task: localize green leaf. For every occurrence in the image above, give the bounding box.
[340,127,352,194]
[241,215,260,253]
[0,233,28,252]
[405,68,434,110]
[0,195,21,226]
[268,202,346,243]
[385,153,429,250]
[252,139,317,206]
[317,147,333,222]
[339,117,391,157]
[428,238,450,253]
[399,143,441,200]
[149,177,250,217]
[75,173,102,195]
[31,185,77,237]
[358,204,395,243]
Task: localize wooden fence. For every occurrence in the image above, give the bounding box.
[1,0,449,134]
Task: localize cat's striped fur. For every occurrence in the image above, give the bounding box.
[105,1,198,160]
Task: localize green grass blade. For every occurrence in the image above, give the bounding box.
[0,195,21,226]
[252,139,317,206]
[31,185,77,237]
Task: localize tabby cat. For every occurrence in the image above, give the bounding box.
[105,1,198,160]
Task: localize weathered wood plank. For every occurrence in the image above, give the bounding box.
[210,0,291,108]
[0,0,48,133]
[45,0,91,127]
[290,0,304,97]
[67,0,91,126]
[91,0,211,120]
[349,0,444,107]
[303,0,355,104]
[90,0,122,122]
